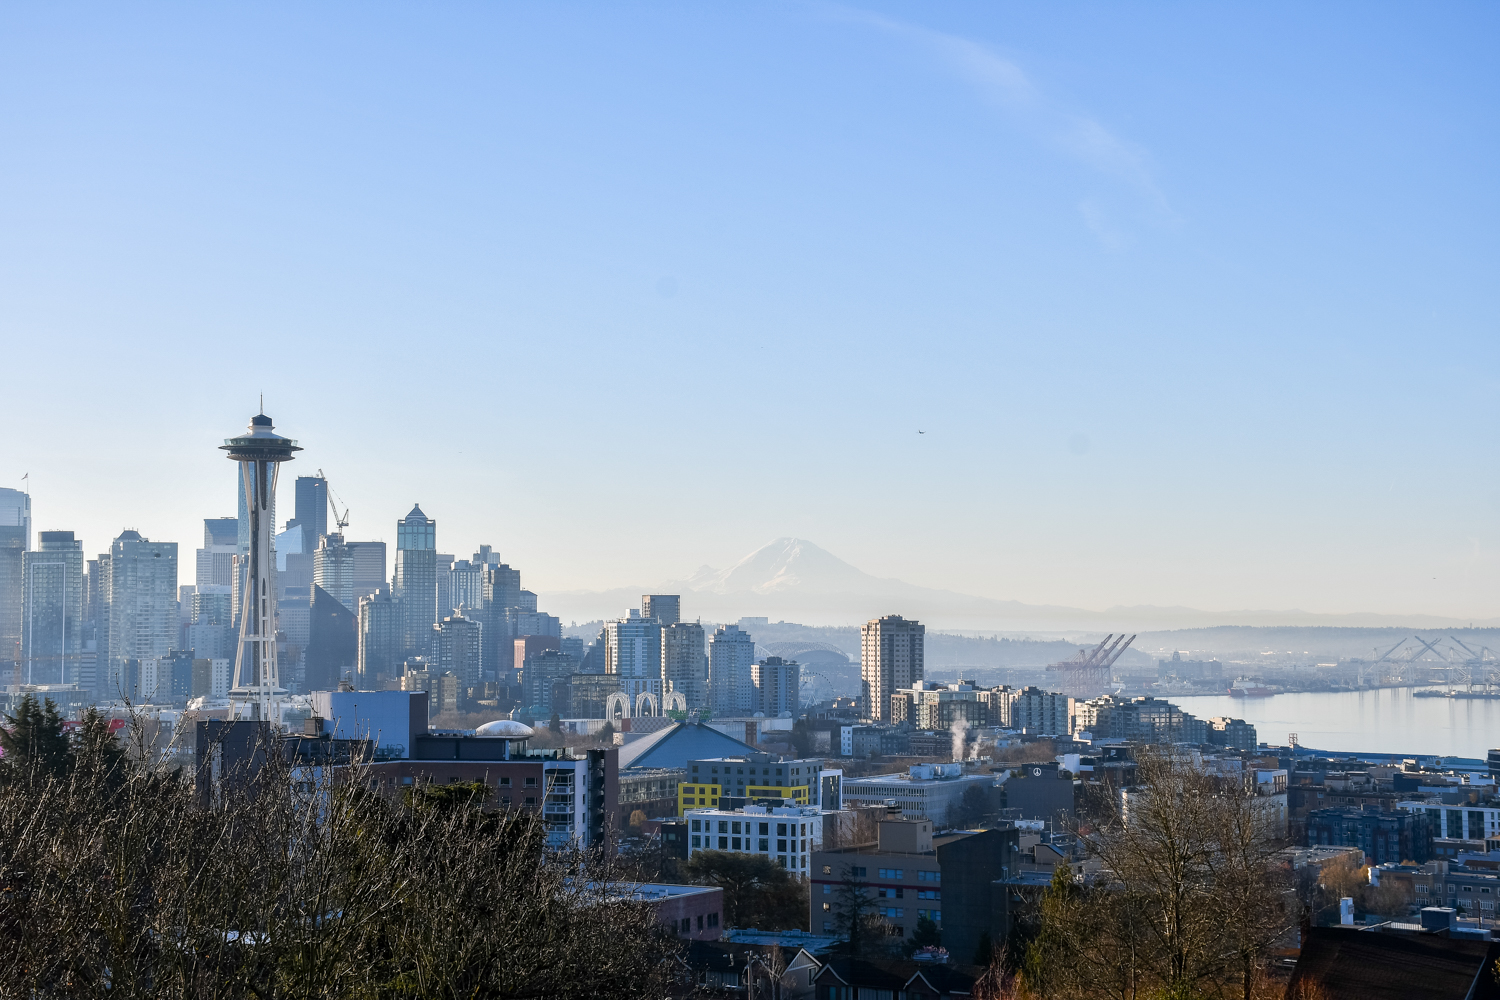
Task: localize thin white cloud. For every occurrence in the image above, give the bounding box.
[822,4,1177,226]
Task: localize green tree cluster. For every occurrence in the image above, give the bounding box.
[683,850,808,931]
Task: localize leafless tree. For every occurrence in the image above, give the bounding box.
[0,714,678,998]
[1024,747,1293,1000]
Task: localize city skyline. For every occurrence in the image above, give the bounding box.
[3,4,1497,621]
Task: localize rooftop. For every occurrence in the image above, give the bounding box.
[594,882,722,903]
[619,722,758,770]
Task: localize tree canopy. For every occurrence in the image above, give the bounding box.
[0,717,678,998]
[684,850,807,930]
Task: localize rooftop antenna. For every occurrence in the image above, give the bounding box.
[259,392,264,414]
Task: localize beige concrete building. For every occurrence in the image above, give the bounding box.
[860,615,924,722]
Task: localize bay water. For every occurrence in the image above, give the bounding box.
[1169,687,1500,760]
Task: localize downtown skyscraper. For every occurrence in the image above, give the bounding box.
[0,487,30,677]
[393,504,437,659]
[22,530,84,685]
[104,530,178,701]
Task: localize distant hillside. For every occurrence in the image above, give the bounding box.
[542,537,1496,633]
[1134,625,1500,662]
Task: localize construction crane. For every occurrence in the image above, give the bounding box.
[1046,633,1136,700]
[1444,636,1499,693]
[317,468,351,533]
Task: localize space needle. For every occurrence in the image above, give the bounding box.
[221,409,301,720]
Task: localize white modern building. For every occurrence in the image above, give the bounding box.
[841,764,994,825]
[685,803,825,877]
[709,623,756,717]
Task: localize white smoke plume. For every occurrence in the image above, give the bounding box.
[950,718,969,762]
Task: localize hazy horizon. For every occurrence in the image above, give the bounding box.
[4,3,1496,621]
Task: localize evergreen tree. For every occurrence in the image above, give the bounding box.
[72,708,128,794]
[904,915,942,956]
[0,695,71,780]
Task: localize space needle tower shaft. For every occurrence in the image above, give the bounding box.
[221,411,301,719]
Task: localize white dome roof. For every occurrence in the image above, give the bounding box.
[475,719,535,739]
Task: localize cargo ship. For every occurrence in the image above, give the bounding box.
[1229,679,1280,698]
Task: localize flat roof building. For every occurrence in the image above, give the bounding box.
[686,803,825,878]
[842,764,994,826]
[681,752,826,814]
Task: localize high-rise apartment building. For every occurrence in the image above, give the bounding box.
[186,585,235,661]
[435,613,484,691]
[392,505,437,658]
[479,562,525,669]
[347,541,387,601]
[642,594,680,626]
[22,530,85,685]
[521,648,580,716]
[357,591,402,686]
[860,615,925,723]
[663,620,707,709]
[1006,686,1075,736]
[606,609,665,707]
[312,533,356,612]
[105,530,178,701]
[709,623,756,717]
[753,656,800,717]
[291,475,329,544]
[435,553,455,619]
[0,487,31,677]
[449,558,486,614]
[195,518,238,589]
[505,610,559,645]
[514,634,561,678]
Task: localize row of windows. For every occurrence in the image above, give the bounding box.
[692,835,809,854]
[691,819,808,836]
[673,912,720,933]
[818,865,940,884]
[367,775,539,788]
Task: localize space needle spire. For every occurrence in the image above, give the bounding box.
[221,410,301,720]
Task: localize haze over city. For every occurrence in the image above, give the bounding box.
[3,3,1496,623]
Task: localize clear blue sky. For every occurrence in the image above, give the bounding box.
[2,2,1496,619]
